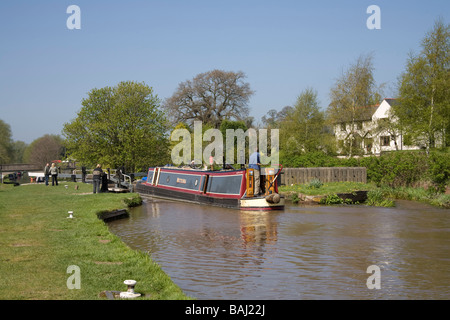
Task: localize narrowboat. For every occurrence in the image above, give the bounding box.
[135,166,285,211]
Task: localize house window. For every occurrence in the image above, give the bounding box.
[357,121,363,130]
[364,138,373,154]
[380,136,390,146]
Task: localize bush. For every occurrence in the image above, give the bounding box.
[280,151,342,168]
[307,178,323,189]
[366,189,395,207]
[428,150,450,193]
[358,151,429,188]
[123,194,143,207]
[291,193,299,204]
[320,194,343,205]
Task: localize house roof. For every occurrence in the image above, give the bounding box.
[334,98,397,123]
[334,104,380,123]
[384,98,398,106]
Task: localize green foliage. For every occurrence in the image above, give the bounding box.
[358,150,449,191]
[319,193,343,205]
[280,151,341,167]
[395,19,450,150]
[280,88,334,156]
[123,194,143,207]
[430,193,450,208]
[366,189,395,207]
[291,193,299,204]
[307,178,323,189]
[371,151,428,187]
[63,81,170,172]
[0,119,13,163]
[428,150,450,193]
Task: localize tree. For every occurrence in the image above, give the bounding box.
[63,81,170,172]
[10,141,28,163]
[23,134,64,166]
[395,19,450,150]
[280,88,332,158]
[164,70,254,129]
[327,54,383,156]
[261,106,293,129]
[0,119,13,163]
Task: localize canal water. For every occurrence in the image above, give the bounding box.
[107,198,450,300]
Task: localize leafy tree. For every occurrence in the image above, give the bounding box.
[0,119,13,163]
[10,140,28,163]
[395,19,450,150]
[63,81,170,172]
[280,88,333,159]
[327,54,383,156]
[261,106,293,129]
[164,70,254,129]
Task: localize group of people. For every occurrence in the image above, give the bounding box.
[43,163,106,194]
[44,163,59,186]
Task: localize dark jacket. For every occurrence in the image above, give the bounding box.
[93,167,103,180]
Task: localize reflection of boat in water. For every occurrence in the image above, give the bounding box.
[135,166,285,211]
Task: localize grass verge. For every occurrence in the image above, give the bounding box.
[279,181,449,208]
[0,181,191,300]
[279,181,377,196]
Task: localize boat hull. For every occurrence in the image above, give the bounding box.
[136,180,240,209]
[135,167,284,211]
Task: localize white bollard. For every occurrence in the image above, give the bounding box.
[120,280,141,298]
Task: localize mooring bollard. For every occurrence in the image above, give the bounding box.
[119,280,141,299]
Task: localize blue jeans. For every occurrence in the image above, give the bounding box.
[93,179,101,193]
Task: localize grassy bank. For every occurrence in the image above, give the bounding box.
[279,181,450,208]
[0,181,191,300]
[279,181,377,196]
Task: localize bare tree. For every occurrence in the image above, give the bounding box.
[24,134,64,166]
[164,70,254,128]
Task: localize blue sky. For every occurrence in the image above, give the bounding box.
[0,0,449,143]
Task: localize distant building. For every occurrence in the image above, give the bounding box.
[333,98,423,156]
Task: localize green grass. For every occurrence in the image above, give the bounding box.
[379,185,450,209]
[279,181,377,196]
[279,181,449,208]
[0,182,191,300]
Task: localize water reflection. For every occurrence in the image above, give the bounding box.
[107,198,450,300]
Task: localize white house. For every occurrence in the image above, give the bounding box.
[334,98,422,156]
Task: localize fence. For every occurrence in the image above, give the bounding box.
[280,167,367,185]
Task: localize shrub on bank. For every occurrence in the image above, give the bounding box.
[282,149,449,192]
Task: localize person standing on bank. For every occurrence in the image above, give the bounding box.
[249,148,262,196]
[44,163,50,186]
[93,164,103,194]
[49,163,58,186]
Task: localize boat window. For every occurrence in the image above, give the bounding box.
[207,175,242,195]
